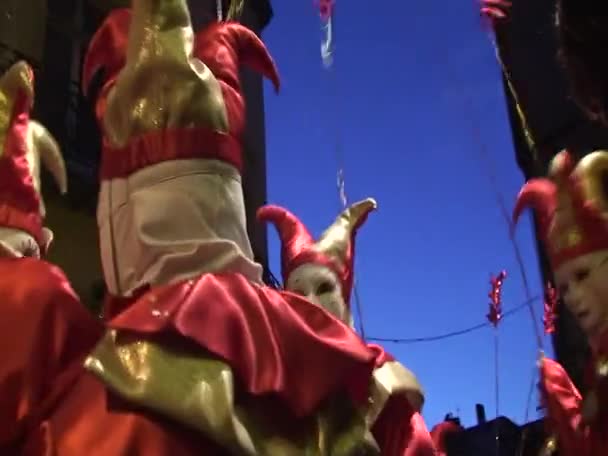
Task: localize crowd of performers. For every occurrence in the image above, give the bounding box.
[0,0,606,454]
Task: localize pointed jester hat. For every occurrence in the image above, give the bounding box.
[81,3,279,180]
[258,198,377,305]
[513,149,608,269]
[0,61,67,252]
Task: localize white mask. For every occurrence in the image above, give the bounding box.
[286,263,353,326]
[555,249,608,343]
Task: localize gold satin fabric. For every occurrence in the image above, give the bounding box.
[0,61,33,158]
[104,0,228,148]
[367,360,424,425]
[85,330,380,455]
[539,435,558,455]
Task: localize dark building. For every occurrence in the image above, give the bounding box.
[0,0,275,309]
[493,0,608,391]
[445,405,547,455]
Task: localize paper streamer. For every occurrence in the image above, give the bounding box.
[317,0,335,68]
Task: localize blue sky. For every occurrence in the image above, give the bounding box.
[260,0,555,428]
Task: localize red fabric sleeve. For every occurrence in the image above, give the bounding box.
[372,395,436,456]
[540,357,588,454]
[0,258,103,446]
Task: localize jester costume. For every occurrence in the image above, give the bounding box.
[259,200,436,455]
[0,61,103,452]
[514,150,608,455]
[0,1,414,453]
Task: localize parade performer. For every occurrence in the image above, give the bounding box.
[514,149,608,454]
[4,1,387,454]
[429,414,463,456]
[0,60,103,452]
[258,200,436,455]
[429,415,463,456]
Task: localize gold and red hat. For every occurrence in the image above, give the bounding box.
[513,149,608,269]
[257,199,377,305]
[0,61,67,251]
[82,4,279,180]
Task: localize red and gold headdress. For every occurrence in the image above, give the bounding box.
[258,199,377,304]
[82,2,279,180]
[513,149,608,269]
[0,61,67,251]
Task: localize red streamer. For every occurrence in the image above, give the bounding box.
[543,282,558,334]
[487,270,507,327]
[479,0,511,22]
[316,0,334,21]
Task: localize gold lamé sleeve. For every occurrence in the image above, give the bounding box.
[103,0,228,148]
[86,330,380,456]
[367,361,425,425]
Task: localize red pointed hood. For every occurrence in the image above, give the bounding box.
[257,205,317,285]
[194,22,280,94]
[82,8,131,97]
[258,199,376,305]
[194,22,280,139]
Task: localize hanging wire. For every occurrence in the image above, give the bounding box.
[484,30,544,351]
[442,27,544,351]
[331,75,367,340]
[368,296,539,344]
[494,329,500,417]
[488,35,539,167]
[316,2,368,340]
[516,364,539,455]
[523,363,538,423]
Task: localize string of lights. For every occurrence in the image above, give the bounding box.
[367,296,539,344]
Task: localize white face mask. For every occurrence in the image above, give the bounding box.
[286,263,352,326]
[555,249,608,343]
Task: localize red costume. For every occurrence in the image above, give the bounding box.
[3,3,390,454]
[0,61,103,452]
[429,416,463,456]
[514,150,608,455]
[259,201,436,455]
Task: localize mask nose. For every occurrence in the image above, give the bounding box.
[565,284,585,312]
[306,293,319,306]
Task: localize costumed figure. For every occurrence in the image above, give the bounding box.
[429,414,464,456]
[0,61,103,452]
[258,199,436,455]
[513,149,608,455]
[12,1,389,454]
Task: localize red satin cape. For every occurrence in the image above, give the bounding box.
[107,272,377,417]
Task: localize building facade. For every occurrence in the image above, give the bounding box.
[494,0,608,390]
[0,0,276,309]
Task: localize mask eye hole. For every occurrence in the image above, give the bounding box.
[574,268,590,283]
[316,281,335,295]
